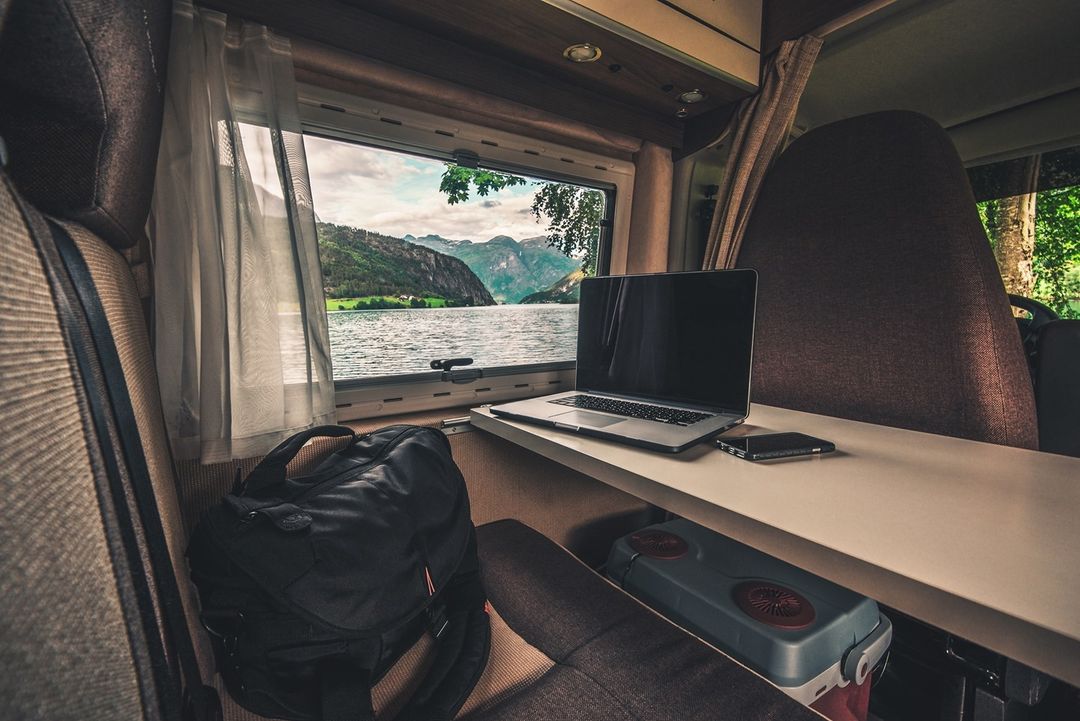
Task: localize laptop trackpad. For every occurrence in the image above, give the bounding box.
[551,410,626,428]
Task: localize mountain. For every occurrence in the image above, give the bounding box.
[404,233,471,254]
[404,233,580,303]
[318,223,495,306]
[519,236,582,287]
[519,269,585,304]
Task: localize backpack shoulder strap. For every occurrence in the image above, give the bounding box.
[320,658,375,721]
[315,531,489,721]
[397,529,491,721]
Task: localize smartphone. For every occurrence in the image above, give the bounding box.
[716,432,836,461]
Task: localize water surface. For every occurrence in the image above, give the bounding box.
[328,304,578,379]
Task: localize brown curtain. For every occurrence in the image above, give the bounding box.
[703,35,823,270]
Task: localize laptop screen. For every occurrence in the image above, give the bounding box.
[575,270,757,414]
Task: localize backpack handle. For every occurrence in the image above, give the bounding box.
[243,425,356,494]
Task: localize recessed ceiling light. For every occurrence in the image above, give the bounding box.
[563,43,602,63]
[677,89,707,104]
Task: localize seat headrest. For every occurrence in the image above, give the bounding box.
[738,110,1038,448]
[0,0,170,249]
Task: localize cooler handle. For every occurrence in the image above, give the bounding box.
[842,614,892,686]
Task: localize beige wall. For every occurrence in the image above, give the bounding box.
[175,407,653,567]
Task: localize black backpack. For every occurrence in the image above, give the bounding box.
[188,425,490,721]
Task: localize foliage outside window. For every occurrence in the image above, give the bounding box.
[439,166,606,276]
[972,149,1080,319]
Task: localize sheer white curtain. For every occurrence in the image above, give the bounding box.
[150,1,334,464]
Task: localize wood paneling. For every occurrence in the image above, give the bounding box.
[206,0,681,146]
[204,0,758,148]
[344,0,749,119]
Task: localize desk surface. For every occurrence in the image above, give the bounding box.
[471,404,1080,686]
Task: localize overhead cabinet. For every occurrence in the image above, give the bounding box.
[544,0,762,89]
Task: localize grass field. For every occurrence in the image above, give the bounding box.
[327,295,448,311]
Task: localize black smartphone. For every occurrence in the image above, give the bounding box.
[716,432,836,461]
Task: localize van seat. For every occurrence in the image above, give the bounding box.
[468,520,821,721]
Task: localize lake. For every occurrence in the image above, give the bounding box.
[328,304,579,379]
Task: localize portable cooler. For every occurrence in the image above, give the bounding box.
[607,519,892,721]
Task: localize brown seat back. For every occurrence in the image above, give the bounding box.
[0,0,170,249]
[737,110,1038,448]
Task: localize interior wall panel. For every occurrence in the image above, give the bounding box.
[175,408,653,567]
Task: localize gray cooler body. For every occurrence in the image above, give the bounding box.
[607,519,891,707]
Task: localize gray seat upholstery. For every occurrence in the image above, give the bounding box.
[0,171,161,721]
[736,110,1038,448]
[0,0,170,248]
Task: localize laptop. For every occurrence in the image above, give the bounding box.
[490,269,757,453]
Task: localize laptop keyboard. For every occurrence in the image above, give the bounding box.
[549,395,714,426]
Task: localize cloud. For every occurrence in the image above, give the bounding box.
[305,134,553,242]
[304,135,418,183]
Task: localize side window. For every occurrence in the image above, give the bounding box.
[304,134,611,382]
[969,147,1080,319]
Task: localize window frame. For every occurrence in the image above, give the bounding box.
[296,85,636,420]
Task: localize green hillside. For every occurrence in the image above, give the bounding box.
[318,223,495,306]
[520,269,585,304]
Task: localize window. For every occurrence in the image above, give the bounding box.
[969,146,1080,320]
[296,87,634,417]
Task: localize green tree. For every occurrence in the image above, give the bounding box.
[983,156,1039,297]
[438,165,604,275]
[439,166,527,203]
[978,183,1080,319]
[531,183,605,276]
[1033,186,1080,317]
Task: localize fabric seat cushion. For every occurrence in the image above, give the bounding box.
[60,221,215,673]
[470,520,822,721]
[0,171,151,721]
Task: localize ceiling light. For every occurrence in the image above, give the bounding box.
[677,89,707,104]
[563,43,602,63]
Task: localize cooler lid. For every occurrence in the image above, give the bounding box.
[608,519,882,687]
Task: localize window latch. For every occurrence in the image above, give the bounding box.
[452,150,480,169]
[431,357,484,384]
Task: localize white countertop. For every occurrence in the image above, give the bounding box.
[470,403,1080,686]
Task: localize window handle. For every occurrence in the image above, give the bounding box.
[431,358,484,384]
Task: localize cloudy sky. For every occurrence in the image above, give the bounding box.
[303,134,550,242]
